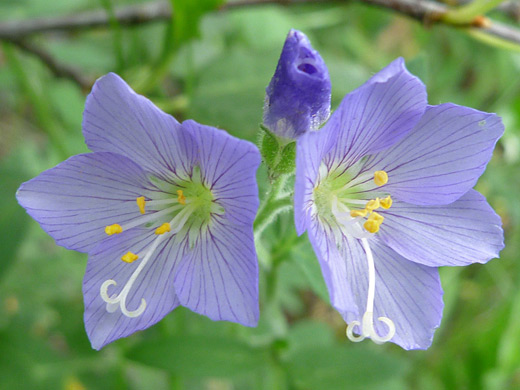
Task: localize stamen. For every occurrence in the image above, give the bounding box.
[346,239,395,344]
[331,197,372,239]
[155,223,171,235]
[119,204,183,231]
[368,212,384,224]
[177,190,186,205]
[380,195,392,209]
[365,198,380,211]
[374,171,388,186]
[350,209,368,218]
[136,196,146,214]
[105,224,123,235]
[121,251,139,263]
[363,219,380,234]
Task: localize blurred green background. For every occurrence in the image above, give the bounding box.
[1,0,520,389]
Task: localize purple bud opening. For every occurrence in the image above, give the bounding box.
[263,29,331,139]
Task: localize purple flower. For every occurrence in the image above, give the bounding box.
[263,29,331,139]
[295,58,504,350]
[17,73,261,349]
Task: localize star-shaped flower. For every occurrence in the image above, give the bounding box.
[17,73,261,349]
[295,58,504,349]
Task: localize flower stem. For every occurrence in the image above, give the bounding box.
[254,174,292,239]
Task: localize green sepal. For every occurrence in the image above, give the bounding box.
[259,124,296,178]
[260,125,280,170]
[276,142,296,174]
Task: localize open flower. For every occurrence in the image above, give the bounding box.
[263,29,331,139]
[17,73,261,349]
[295,58,504,350]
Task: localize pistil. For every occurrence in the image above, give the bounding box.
[346,238,395,344]
[99,203,196,318]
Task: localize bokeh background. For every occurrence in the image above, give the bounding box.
[1,1,520,389]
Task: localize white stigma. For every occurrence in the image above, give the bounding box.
[99,204,196,318]
[346,238,395,344]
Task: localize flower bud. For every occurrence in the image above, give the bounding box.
[263,29,331,139]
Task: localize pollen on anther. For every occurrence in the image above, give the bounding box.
[350,209,368,218]
[364,219,380,234]
[136,196,146,214]
[155,223,171,235]
[121,251,139,263]
[177,190,186,205]
[365,198,380,211]
[105,224,123,235]
[374,171,388,186]
[380,195,392,209]
[368,211,384,224]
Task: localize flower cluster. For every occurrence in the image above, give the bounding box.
[17,29,504,351]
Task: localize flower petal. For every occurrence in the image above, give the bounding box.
[83,73,196,180]
[365,104,504,205]
[333,236,443,350]
[16,152,156,252]
[295,124,339,235]
[323,58,426,170]
[173,221,259,326]
[182,120,261,226]
[378,190,504,267]
[83,228,184,350]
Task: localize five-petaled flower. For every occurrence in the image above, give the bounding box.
[17,73,261,350]
[295,58,505,350]
[263,29,331,139]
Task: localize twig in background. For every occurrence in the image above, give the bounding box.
[0,0,519,46]
[7,39,94,91]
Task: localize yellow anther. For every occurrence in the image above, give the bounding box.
[368,211,384,224]
[374,170,388,186]
[350,209,368,218]
[136,196,146,214]
[105,224,123,235]
[121,251,139,263]
[365,198,380,211]
[155,223,171,235]
[380,195,392,209]
[364,219,381,234]
[177,190,186,205]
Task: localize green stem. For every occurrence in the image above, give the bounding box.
[442,0,504,24]
[254,174,292,239]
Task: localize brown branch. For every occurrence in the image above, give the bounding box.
[0,2,172,39]
[8,39,94,91]
[0,0,519,45]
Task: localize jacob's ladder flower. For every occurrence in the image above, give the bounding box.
[295,58,504,350]
[17,73,261,350]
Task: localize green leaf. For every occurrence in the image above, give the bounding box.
[171,0,224,48]
[291,240,330,303]
[126,334,269,378]
[0,151,30,282]
[286,321,335,353]
[285,344,409,390]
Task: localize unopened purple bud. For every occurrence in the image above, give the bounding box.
[263,29,331,139]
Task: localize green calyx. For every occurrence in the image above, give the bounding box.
[259,125,296,179]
